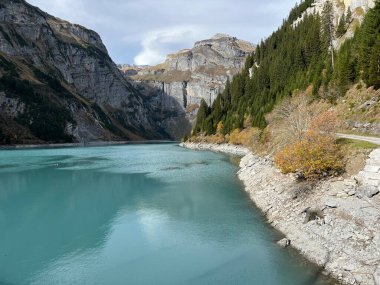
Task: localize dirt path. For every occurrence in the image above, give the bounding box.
[336,133,380,146]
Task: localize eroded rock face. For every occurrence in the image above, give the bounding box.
[125,34,254,124]
[293,0,375,47]
[0,0,183,143]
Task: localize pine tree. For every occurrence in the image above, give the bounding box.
[368,35,380,88]
[358,1,380,85]
[193,99,209,135]
[346,7,352,24]
[336,13,347,37]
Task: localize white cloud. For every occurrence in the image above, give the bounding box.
[133,25,207,65]
[27,0,299,64]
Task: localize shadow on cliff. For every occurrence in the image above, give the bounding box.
[133,80,192,140]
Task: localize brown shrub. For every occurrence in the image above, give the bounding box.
[274,131,344,179]
[309,110,338,134]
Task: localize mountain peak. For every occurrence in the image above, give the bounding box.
[211,33,234,40]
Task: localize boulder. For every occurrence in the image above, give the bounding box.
[277,238,291,248]
[356,185,380,198]
[325,199,339,208]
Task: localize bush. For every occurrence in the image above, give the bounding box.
[274,131,344,179]
[228,128,261,146]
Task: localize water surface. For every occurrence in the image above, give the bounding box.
[0,144,336,284]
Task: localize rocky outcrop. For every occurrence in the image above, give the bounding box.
[181,142,380,285]
[123,34,254,124]
[293,0,375,47]
[0,0,184,144]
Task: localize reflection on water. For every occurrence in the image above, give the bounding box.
[0,144,338,285]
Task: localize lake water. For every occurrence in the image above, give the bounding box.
[0,144,337,285]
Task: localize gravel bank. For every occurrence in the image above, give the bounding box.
[179,142,249,156]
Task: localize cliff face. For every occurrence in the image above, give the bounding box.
[127,34,254,123]
[293,0,375,46]
[0,0,184,144]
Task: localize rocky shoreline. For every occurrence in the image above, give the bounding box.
[181,142,380,285]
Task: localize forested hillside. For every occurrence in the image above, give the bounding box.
[193,0,380,136]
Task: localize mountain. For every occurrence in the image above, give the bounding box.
[0,0,185,144]
[122,34,254,125]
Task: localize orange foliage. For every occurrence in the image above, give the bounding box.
[274,131,344,179]
[216,121,224,135]
[228,128,261,146]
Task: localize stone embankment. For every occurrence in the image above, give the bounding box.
[179,142,249,157]
[181,142,380,285]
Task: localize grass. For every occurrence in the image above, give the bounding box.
[336,138,379,149]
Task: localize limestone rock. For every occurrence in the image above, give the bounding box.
[356,185,380,198]
[277,238,291,248]
[325,199,339,208]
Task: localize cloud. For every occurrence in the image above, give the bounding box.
[133,25,206,65]
[27,0,299,64]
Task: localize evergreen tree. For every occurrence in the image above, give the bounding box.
[358,1,380,85]
[368,35,380,88]
[336,13,347,37]
[346,7,352,24]
[193,99,210,135]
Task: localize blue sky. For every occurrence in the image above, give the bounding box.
[27,0,299,65]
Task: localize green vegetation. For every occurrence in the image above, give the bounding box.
[194,1,380,136]
[0,74,74,143]
[33,68,68,95]
[336,138,379,149]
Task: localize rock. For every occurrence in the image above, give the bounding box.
[337,192,349,198]
[325,199,339,208]
[374,266,380,285]
[356,185,380,198]
[303,208,325,223]
[364,165,380,173]
[344,179,357,187]
[277,238,291,248]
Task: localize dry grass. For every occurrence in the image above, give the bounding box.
[334,84,380,132]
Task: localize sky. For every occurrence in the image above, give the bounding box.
[27,0,299,65]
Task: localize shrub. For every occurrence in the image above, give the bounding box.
[274,131,344,179]
[228,128,261,146]
[229,129,241,145]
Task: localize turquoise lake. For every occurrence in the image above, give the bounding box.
[0,144,337,285]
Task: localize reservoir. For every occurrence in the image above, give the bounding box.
[0,144,336,284]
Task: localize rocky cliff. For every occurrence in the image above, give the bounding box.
[124,34,254,123]
[0,0,186,144]
[293,0,375,46]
